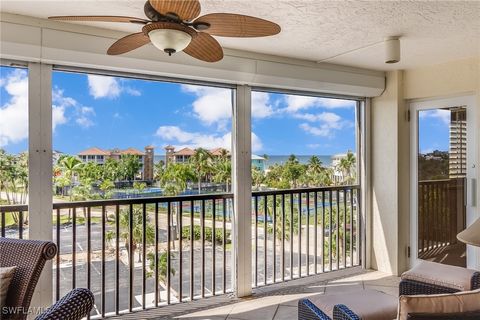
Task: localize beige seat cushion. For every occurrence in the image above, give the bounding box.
[0,266,17,308]
[309,289,398,320]
[401,260,477,291]
[398,288,480,320]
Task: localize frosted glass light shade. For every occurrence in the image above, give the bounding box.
[149,29,192,54]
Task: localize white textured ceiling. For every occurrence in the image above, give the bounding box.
[1,0,479,71]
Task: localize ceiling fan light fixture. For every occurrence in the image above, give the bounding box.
[148,28,192,55]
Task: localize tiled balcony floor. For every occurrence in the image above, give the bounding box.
[113,267,400,320]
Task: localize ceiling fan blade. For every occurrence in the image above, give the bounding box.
[149,0,201,21]
[195,13,281,37]
[107,32,151,55]
[48,15,149,24]
[183,32,223,63]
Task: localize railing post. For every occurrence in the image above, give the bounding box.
[232,85,252,297]
[28,62,53,312]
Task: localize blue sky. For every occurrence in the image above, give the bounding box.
[418,109,450,154]
[1,66,360,156]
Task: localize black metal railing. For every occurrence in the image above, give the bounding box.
[0,204,28,239]
[251,185,361,287]
[0,185,362,318]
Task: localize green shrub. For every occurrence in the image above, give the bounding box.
[181,225,231,244]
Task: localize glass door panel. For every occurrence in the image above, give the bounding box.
[417,107,466,267]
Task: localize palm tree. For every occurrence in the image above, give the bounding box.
[337,151,356,185]
[308,156,323,174]
[154,160,165,182]
[80,161,102,183]
[58,156,83,220]
[99,179,114,199]
[106,207,155,263]
[119,154,142,181]
[251,166,264,190]
[282,155,305,188]
[160,163,194,244]
[102,158,120,181]
[213,158,231,192]
[0,151,29,224]
[190,148,212,194]
[147,251,175,283]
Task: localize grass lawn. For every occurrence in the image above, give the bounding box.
[1,212,102,228]
[3,212,16,227]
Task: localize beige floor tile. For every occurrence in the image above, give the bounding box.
[364,276,400,288]
[364,284,399,297]
[273,305,297,320]
[278,292,322,307]
[324,281,363,294]
[176,316,227,320]
[175,304,234,318]
[227,303,278,320]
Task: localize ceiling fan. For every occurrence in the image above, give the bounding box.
[48,0,281,63]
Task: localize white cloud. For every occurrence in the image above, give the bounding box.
[75,107,95,128]
[251,132,263,152]
[155,125,263,152]
[0,69,28,147]
[284,95,355,113]
[52,106,67,130]
[293,112,341,123]
[87,75,141,99]
[252,92,274,118]
[124,87,141,96]
[299,111,345,137]
[300,123,331,137]
[181,84,232,127]
[307,143,321,149]
[52,88,96,130]
[0,67,99,148]
[419,109,450,126]
[181,86,273,129]
[87,75,121,99]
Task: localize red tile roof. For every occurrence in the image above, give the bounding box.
[210,148,230,156]
[78,147,110,156]
[120,147,145,156]
[174,148,195,156]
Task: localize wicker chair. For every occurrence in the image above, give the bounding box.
[0,238,57,320]
[35,288,94,320]
[298,296,480,320]
[399,272,480,295]
[0,238,94,320]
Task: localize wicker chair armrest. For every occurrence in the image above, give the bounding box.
[35,288,94,320]
[399,279,460,296]
[333,304,361,320]
[471,272,480,290]
[298,299,331,320]
[407,311,480,319]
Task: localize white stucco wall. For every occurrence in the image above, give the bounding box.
[371,56,480,274]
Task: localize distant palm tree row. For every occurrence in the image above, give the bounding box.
[1,148,356,204]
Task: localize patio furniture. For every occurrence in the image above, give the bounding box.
[34,288,94,320]
[298,289,398,320]
[0,238,57,320]
[400,260,480,295]
[0,238,94,320]
[298,288,480,320]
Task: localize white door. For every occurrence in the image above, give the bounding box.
[410,95,477,268]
